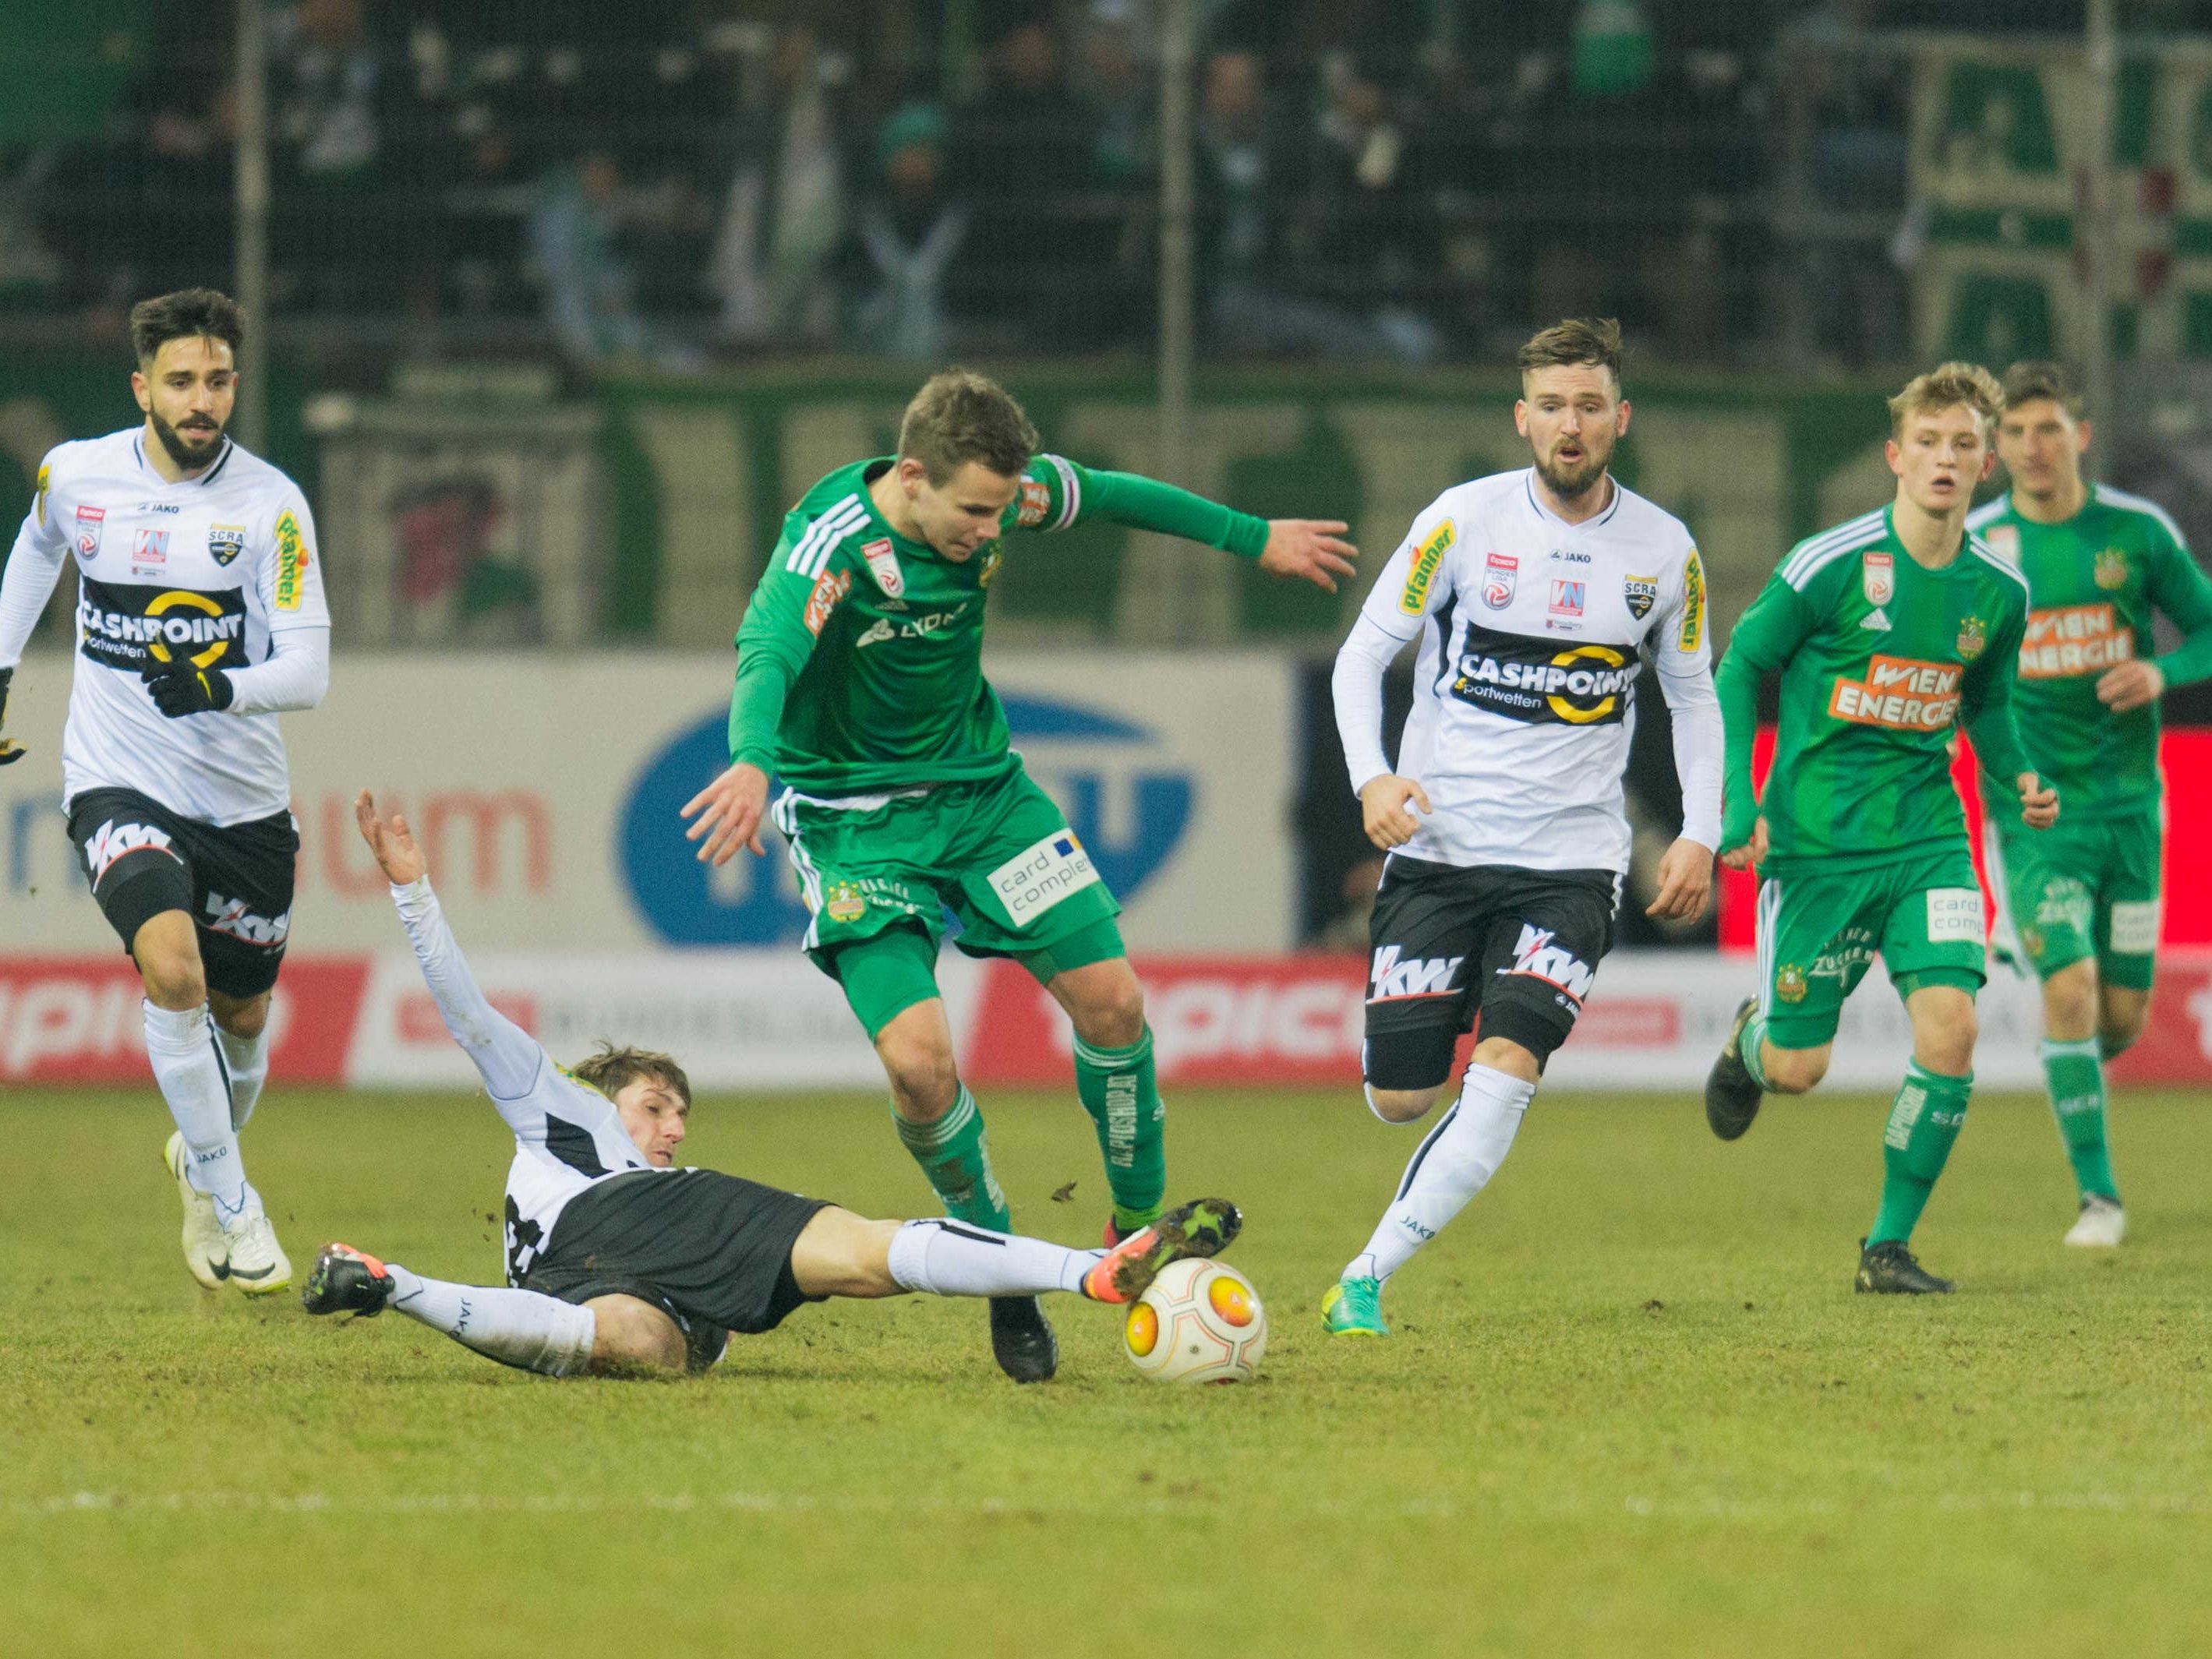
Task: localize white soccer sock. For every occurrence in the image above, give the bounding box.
[1344,1062,1534,1284]
[144,1000,254,1218]
[215,1022,269,1132]
[386,1263,597,1377]
[885,1219,1101,1298]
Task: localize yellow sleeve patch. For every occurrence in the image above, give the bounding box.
[34,462,50,528]
[1398,518,1455,616]
[1677,546,1705,651]
[274,508,312,611]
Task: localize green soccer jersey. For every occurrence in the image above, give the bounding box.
[1716,504,2034,865]
[1965,482,2212,822]
[726,454,1268,795]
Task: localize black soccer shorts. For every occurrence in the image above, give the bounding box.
[521,1169,832,1371]
[67,786,299,1000]
[1362,855,1621,1089]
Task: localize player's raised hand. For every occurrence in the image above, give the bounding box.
[1359,774,1431,850]
[2016,772,2060,830]
[682,761,770,864]
[2096,658,2164,713]
[1258,520,1359,593]
[354,789,426,884]
[1645,837,1715,920]
[1719,816,1769,873]
[0,665,23,766]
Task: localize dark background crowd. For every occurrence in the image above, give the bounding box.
[5,0,2201,373]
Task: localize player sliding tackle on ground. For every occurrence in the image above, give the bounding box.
[302,793,1241,1379]
[679,369,1353,1382]
[1968,361,2212,1248]
[1321,319,1723,1336]
[1705,363,2058,1294]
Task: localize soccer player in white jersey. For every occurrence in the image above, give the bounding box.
[1320,318,1724,1336]
[0,289,330,1294]
[300,794,1243,1379]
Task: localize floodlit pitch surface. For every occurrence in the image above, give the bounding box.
[7,1085,2212,1657]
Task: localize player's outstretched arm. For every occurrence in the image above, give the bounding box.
[1712,574,1815,868]
[1044,460,1359,591]
[2106,525,2212,710]
[0,461,73,762]
[355,789,548,1100]
[1649,550,1720,917]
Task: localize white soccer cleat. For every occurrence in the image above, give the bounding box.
[164,1131,228,1290]
[219,1209,292,1296]
[2065,1195,2126,1249]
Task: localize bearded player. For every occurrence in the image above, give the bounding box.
[0,288,329,1294]
[1705,363,2058,1294]
[302,793,1241,1381]
[1320,318,1723,1336]
[680,369,1353,1382]
[1966,361,2212,1247]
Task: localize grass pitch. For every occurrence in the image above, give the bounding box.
[6,1082,2212,1658]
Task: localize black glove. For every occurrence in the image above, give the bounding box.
[142,658,235,718]
[0,664,22,764]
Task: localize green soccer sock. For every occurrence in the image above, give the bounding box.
[1868,1062,1973,1245]
[1073,1027,1166,1233]
[2041,1037,2118,1202]
[1740,1010,1774,1090]
[892,1085,1011,1233]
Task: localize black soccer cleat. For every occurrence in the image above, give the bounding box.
[988,1294,1058,1383]
[1854,1238,1956,1295]
[300,1242,396,1317]
[1705,996,1765,1142]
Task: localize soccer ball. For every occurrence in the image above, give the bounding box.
[1123,1258,1267,1384]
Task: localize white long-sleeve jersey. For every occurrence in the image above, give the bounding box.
[0,428,330,825]
[1334,468,1723,874]
[389,876,660,1283]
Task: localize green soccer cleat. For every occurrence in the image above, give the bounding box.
[1854,1238,1956,1295]
[1081,1198,1242,1303]
[1705,996,1765,1142]
[1321,1276,1389,1336]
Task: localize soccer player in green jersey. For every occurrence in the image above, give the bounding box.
[1967,360,2212,1248]
[679,369,1356,1381]
[1703,363,2059,1294]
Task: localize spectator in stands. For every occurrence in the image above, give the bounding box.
[528,150,652,364]
[270,0,405,313]
[708,22,848,350]
[1300,55,1441,363]
[842,104,967,361]
[950,14,1112,346]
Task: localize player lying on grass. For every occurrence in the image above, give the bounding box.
[301,792,1241,1378]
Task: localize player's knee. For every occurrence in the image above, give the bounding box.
[584,1297,687,1377]
[1069,971,1146,1050]
[1366,1084,1443,1124]
[1762,1043,1829,1094]
[2041,962,2097,1041]
[132,920,206,1009]
[1915,1004,1978,1075]
[792,1211,903,1299]
[210,992,270,1040]
[1470,1035,1542,1084]
[2099,997,2149,1058]
[876,1026,959,1120]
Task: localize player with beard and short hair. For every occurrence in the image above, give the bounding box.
[1704,363,2057,1294]
[0,288,330,1294]
[299,793,1244,1382]
[1319,318,1724,1336]
[1967,361,2212,1247]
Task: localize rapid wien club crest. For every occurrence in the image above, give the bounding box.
[1956,614,1987,661]
[1776,963,1809,1003]
[825,882,867,924]
[1861,550,1894,606]
[2095,547,2129,590]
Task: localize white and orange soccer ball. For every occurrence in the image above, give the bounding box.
[1123,1258,1267,1384]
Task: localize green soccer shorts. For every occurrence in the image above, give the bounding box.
[1753,842,1988,1049]
[1985,811,2161,991]
[769,765,1122,974]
